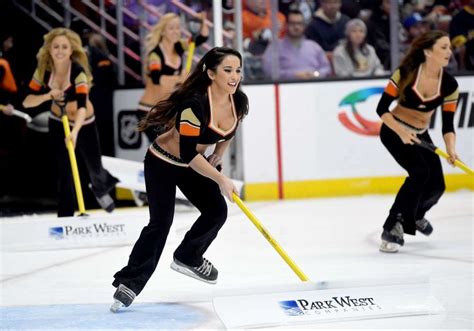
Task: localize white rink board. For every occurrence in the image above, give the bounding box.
[242,76,474,183]
[214,282,443,329]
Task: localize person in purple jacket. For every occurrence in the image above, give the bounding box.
[262,9,332,80]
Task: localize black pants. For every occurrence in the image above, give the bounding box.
[113,151,227,295]
[49,118,118,217]
[380,124,445,235]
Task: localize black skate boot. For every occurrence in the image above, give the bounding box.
[110,284,136,313]
[89,184,115,213]
[415,218,433,236]
[380,221,404,253]
[170,257,218,284]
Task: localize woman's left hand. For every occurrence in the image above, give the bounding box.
[65,130,78,149]
[207,153,223,169]
[446,147,459,166]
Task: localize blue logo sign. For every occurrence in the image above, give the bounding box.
[49,227,64,239]
[279,300,304,316]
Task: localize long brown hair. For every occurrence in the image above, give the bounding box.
[398,30,448,101]
[139,47,249,132]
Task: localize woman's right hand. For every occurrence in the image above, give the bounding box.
[397,127,420,145]
[49,89,64,102]
[217,175,237,202]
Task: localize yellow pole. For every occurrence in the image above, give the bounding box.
[233,193,310,282]
[61,114,86,215]
[434,148,474,175]
[185,41,196,73]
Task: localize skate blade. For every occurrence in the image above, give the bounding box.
[379,240,400,253]
[110,300,124,313]
[170,261,217,284]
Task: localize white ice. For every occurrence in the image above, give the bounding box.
[1,191,472,330]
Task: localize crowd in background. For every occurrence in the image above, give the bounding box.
[0,0,473,214]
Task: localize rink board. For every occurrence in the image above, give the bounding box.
[213,281,444,328]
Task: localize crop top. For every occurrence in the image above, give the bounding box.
[174,91,238,163]
[28,62,89,110]
[376,66,459,134]
[147,35,208,85]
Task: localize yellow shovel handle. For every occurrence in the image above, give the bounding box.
[233,193,310,282]
[434,148,474,175]
[185,41,196,73]
[61,115,86,214]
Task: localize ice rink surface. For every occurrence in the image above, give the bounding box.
[1,191,472,330]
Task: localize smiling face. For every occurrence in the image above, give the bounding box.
[49,35,73,64]
[162,17,181,44]
[425,36,452,67]
[208,55,242,95]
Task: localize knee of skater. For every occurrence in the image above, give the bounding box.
[436,179,446,196]
[204,200,228,224]
[410,168,430,183]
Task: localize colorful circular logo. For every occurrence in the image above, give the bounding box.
[338,87,384,136]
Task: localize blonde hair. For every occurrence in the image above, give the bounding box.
[35,27,93,84]
[144,13,180,54]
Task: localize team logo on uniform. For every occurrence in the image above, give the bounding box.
[338,87,384,136]
[278,300,305,316]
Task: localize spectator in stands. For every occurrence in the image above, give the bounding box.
[400,13,431,56]
[332,18,385,77]
[449,0,474,70]
[138,12,208,142]
[242,0,286,55]
[262,9,331,79]
[279,0,315,24]
[366,0,392,70]
[22,28,118,217]
[304,0,350,52]
[0,33,18,117]
[86,32,117,157]
[401,12,458,73]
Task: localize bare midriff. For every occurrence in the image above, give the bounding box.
[391,104,434,130]
[51,99,94,121]
[140,78,171,105]
[156,128,210,158]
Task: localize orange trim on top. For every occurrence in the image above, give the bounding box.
[98,60,111,67]
[179,122,200,136]
[75,84,88,94]
[384,81,398,97]
[443,101,457,112]
[29,79,42,91]
[149,62,161,71]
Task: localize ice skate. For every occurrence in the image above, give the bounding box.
[170,257,218,284]
[110,284,136,313]
[416,218,433,236]
[89,184,115,213]
[380,221,404,253]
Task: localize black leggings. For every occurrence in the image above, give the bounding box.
[113,151,227,295]
[380,124,445,235]
[49,118,118,217]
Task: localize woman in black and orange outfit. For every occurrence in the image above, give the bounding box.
[111,47,248,312]
[376,30,460,253]
[23,28,118,217]
[138,12,208,142]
